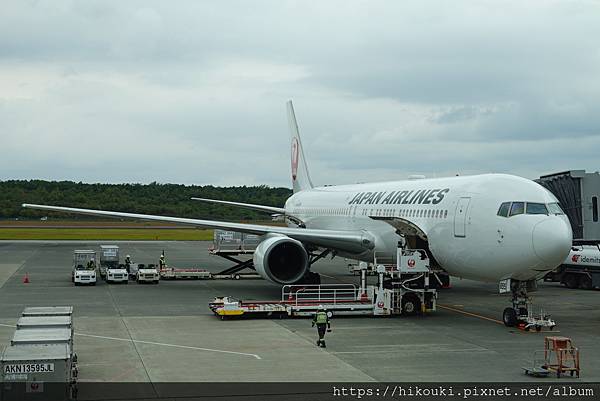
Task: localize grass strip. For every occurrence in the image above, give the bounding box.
[0,228,214,241]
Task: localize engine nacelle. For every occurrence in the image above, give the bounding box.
[253,235,309,284]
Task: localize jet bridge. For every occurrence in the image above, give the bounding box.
[208,248,438,319]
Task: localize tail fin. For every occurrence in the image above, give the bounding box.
[287,100,314,193]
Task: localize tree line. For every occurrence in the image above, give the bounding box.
[0,180,292,221]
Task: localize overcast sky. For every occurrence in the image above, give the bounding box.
[1,1,599,187]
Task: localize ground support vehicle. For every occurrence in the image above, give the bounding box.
[159,266,259,280]
[136,264,160,284]
[347,261,376,276]
[520,309,556,332]
[71,250,97,286]
[159,267,211,280]
[209,248,438,319]
[105,264,128,284]
[544,242,600,290]
[99,245,120,280]
[207,230,260,277]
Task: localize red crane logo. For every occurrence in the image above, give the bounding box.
[291,137,299,181]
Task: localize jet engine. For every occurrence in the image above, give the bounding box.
[253,235,309,284]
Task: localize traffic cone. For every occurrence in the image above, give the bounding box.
[23,273,30,284]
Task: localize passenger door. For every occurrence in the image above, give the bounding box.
[454,197,471,237]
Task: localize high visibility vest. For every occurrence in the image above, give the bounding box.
[315,311,328,324]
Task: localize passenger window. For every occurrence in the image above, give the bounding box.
[497,202,511,217]
[509,202,525,216]
[526,202,548,215]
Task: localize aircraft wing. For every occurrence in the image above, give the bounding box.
[22,203,373,253]
[190,197,285,214]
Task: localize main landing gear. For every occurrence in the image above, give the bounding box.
[299,248,333,285]
[302,271,321,285]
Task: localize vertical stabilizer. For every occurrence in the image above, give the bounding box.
[287,100,314,193]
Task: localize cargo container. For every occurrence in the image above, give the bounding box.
[0,343,76,401]
[21,307,73,317]
[17,316,73,332]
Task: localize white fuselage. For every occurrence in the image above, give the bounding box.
[285,174,572,283]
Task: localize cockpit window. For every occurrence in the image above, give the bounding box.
[526,202,548,215]
[547,202,565,215]
[509,202,525,216]
[497,202,511,217]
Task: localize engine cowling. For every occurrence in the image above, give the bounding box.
[253,235,309,284]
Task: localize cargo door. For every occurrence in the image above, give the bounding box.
[454,197,471,237]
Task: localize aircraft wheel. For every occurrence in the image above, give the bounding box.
[439,273,450,289]
[563,274,579,289]
[303,272,321,285]
[401,294,421,316]
[503,307,517,327]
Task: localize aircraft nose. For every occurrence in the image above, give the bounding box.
[532,218,572,267]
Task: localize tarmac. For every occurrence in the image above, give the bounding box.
[0,240,599,383]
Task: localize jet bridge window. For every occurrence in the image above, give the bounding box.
[497,202,511,217]
[526,203,548,215]
[509,202,525,216]
[593,196,598,222]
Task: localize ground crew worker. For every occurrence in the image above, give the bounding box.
[125,255,131,273]
[312,305,331,348]
[159,252,166,269]
[87,259,95,270]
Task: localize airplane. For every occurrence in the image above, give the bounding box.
[23,100,572,327]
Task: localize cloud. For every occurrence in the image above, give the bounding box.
[0,0,599,188]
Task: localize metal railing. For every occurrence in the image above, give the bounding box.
[212,230,260,252]
[281,284,359,306]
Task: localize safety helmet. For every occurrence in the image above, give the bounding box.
[126,255,130,258]
[318,305,324,310]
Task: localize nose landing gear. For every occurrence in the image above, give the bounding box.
[501,279,556,330]
[502,279,532,327]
